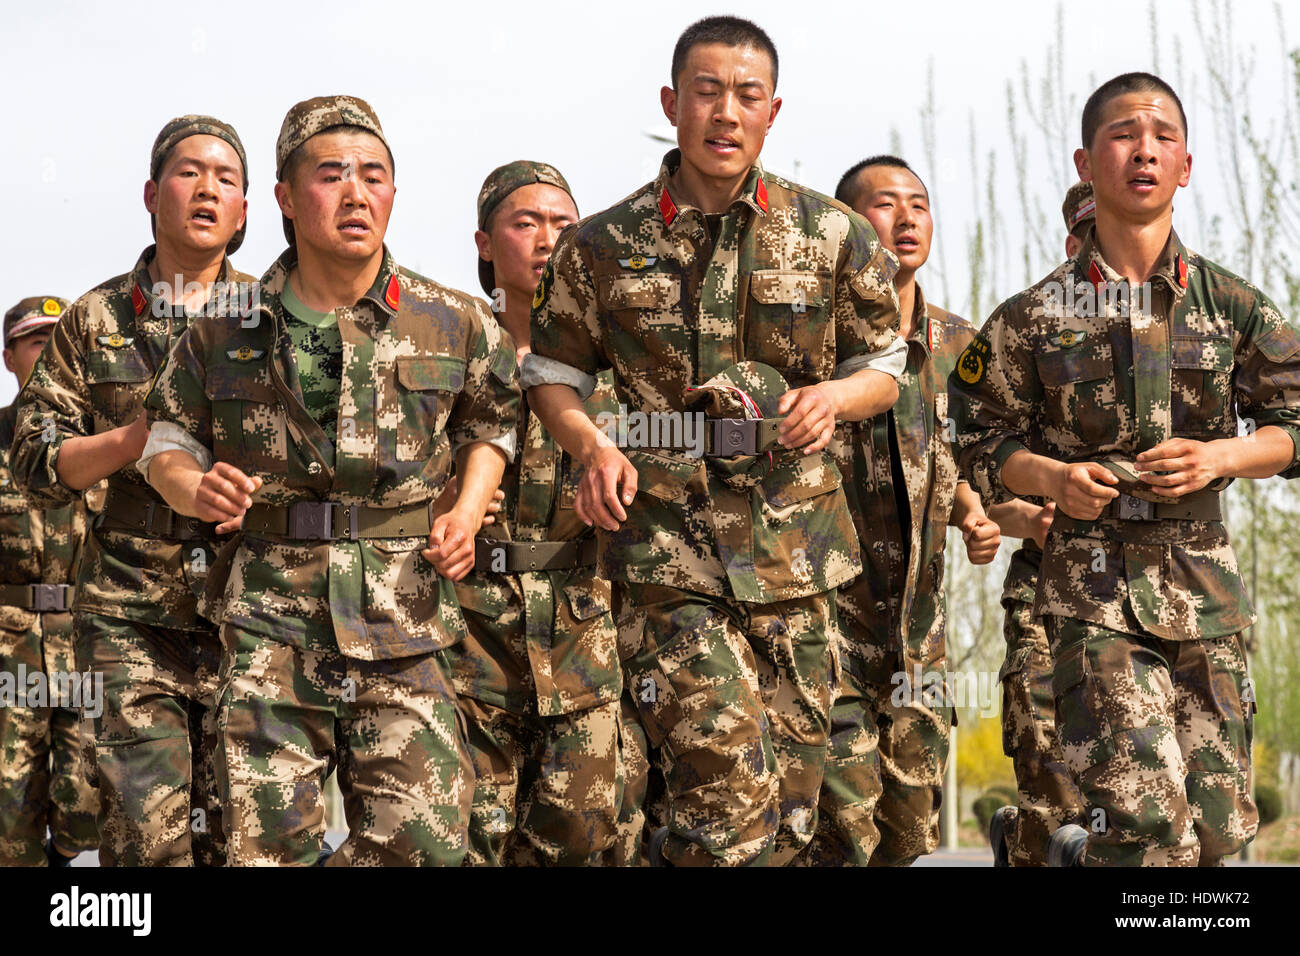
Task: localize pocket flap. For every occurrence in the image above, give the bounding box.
[204,368,278,404]
[1050,639,1088,698]
[997,646,1032,682]
[398,355,466,392]
[454,573,512,618]
[626,449,697,501]
[1256,322,1300,363]
[1172,335,1233,371]
[749,270,829,306]
[86,348,151,384]
[1037,345,1112,387]
[598,274,680,310]
[762,452,842,507]
[563,578,611,622]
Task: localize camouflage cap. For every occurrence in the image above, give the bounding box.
[1063,180,1096,238]
[4,296,68,346]
[475,160,574,295]
[149,115,249,255]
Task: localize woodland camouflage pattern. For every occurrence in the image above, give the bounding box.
[145,245,520,661]
[448,371,625,865]
[0,402,98,864]
[807,289,971,866]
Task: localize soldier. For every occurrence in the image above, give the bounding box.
[0,296,99,867]
[9,117,252,866]
[796,155,1006,867]
[142,96,520,866]
[987,183,1093,868]
[445,160,625,866]
[950,72,1300,866]
[525,16,907,866]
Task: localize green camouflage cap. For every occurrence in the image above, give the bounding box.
[475,160,574,295]
[275,95,390,244]
[4,295,68,346]
[1063,180,1096,238]
[149,115,249,255]
[686,361,791,486]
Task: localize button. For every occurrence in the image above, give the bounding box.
[307,462,322,475]
[874,601,887,613]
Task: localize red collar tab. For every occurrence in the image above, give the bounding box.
[1176,254,1188,289]
[755,176,769,214]
[384,274,400,310]
[131,282,148,317]
[1088,260,1105,292]
[928,316,934,352]
[658,189,678,227]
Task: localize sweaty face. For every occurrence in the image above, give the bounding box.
[479,183,577,301]
[4,330,52,386]
[851,165,932,276]
[1077,91,1190,222]
[279,130,395,263]
[148,135,247,256]
[665,42,778,184]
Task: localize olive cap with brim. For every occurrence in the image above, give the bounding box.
[475,160,574,296]
[4,296,68,346]
[1063,180,1096,240]
[149,115,249,255]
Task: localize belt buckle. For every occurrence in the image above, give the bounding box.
[710,418,755,456]
[144,501,171,537]
[31,584,67,613]
[288,501,334,540]
[1116,493,1155,521]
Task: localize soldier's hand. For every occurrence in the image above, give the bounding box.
[482,488,505,527]
[960,513,1001,564]
[1135,438,1223,498]
[432,476,505,529]
[196,462,262,533]
[1030,501,1055,549]
[1051,462,1119,519]
[577,446,638,532]
[424,511,476,580]
[777,384,838,454]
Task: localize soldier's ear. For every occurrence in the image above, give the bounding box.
[767,96,782,131]
[1073,147,1091,183]
[143,179,160,216]
[474,229,492,263]
[274,180,293,218]
[661,86,678,127]
[2,348,16,377]
[1179,152,1192,189]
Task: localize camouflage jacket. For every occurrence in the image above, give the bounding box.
[1000,541,1042,609]
[950,227,1300,641]
[448,370,621,716]
[836,287,974,666]
[529,149,902,603]
[8,247,250,631]
[144,246,521,661]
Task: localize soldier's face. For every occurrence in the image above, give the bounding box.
[661,42,781,183]
[850,165,932,278]
[476,183,577,302]
[3,330,51,386]
[145,135,247,257]
[276,130,395,263]
[1075,92,1191,222]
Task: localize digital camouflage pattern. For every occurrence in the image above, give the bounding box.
[998,542,1086,867]
[9,247,251,629]
[447,371,625,865]
[144,245,521,661]
[949,228,1300,640]
[950,227,1300,864]
[807,289,971,866]
[274,95,388,179]
[0,402,98,865]
[528,148,902,603]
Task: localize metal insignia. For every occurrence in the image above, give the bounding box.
[96,333,133,348]
[226,347,265,362]
[618,254,658,271]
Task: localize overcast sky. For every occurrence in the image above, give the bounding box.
[3,0,1294,405]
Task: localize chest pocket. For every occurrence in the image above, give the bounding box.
[746,270,831,386]
[206,373,289,475]
[86,346,153,425]
[395,355,465,462]
[1035,342,1118,447]
[1171,334,1234,437]
[598,273,685,373]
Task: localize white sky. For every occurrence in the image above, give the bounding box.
[3,0,1293,406]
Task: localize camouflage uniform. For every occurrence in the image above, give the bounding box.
[950,227,1300,865]
[9,251,250,867]
[526,149,904,865]
[0,296,100,864]
[800,287,971,866]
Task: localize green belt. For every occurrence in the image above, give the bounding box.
[1104,490,1222,522]
[0,583,74,612]
[99,484,215,540]
[635,416,786,457]
[243,500,432,541]
[474,537,598,572]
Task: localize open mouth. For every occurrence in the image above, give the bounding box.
[191,209,217,225]
[1128,172,1158,190]
[705,137,739,153]
[896,234,920,252]
[339,219,370,235]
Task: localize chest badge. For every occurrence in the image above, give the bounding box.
[618,254,658,271]
[227,346,265,362]
[1048,329,1087,348]
[97,333,133,349]
[42,298,63,317]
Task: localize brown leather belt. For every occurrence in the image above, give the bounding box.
[0,583,74,612]
[243,500,432,541]
[99,485,215,540]
[1104,490,1222,521]
[474,537,598,572]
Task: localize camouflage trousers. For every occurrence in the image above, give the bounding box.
[620,582,834,867]
[998,599,1085,866]
[0,619,99,864]
[76,612,224,867]
[217,626,472,866]
[798,637,952,867]
[1046,617,1256,866]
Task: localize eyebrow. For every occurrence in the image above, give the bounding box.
[174,156,241,176]
[691,73,768,92]
[1106,116,1182,133]
[871,188,927,201]
[510,206,575,220]
[316,159,390,172]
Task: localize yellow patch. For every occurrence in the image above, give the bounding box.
[105,333,125,348]
[956,337,991,386]
[42,298,62,317]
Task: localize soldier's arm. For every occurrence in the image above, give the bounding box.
[424,441,507,580]
[9,304,144,502]
[986,498,1055,548]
